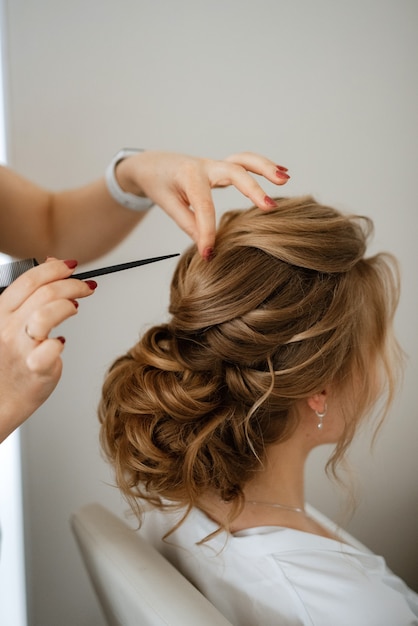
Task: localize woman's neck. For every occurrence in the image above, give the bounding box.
[198,411,341,540]
[200,437,340,540]
[200,437,311,533]
[243,438,307,511]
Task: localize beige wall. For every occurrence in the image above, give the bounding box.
[3,1,417,624]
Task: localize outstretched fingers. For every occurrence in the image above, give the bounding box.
[222,152,290,210]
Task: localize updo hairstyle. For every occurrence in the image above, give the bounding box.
[99,196,401,523]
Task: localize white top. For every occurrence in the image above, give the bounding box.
[140,505,418,626]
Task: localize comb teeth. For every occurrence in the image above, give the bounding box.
[0,258,38,293]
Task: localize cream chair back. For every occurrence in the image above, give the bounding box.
[71,503,233,626]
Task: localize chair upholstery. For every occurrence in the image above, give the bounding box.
[70,502,233,626]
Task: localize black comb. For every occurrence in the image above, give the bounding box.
[0,254,179,294]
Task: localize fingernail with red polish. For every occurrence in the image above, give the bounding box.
[57,336,66,345]
[85,280,98,290]
[264,196,278,207]
[276,170,290,180]
[71,300,79,309]
[203,247,214,262]
[64,259,78,269]
[276,165,288,172]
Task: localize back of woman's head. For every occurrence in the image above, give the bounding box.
[99,196,402,519]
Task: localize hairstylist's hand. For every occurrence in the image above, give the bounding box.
[115,151,290,260]
[0,258,97,443]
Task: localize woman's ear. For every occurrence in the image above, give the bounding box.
[307,390,328,415]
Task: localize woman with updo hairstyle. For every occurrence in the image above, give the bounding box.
[99,196,418,625]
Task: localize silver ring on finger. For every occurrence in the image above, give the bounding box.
[25,324,48,343]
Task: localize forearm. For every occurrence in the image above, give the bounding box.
[0,166,145,264]
[45,178,145,263]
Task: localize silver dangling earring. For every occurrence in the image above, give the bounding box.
[315,403,327,430]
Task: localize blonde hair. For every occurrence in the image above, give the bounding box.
[99,196,402,524]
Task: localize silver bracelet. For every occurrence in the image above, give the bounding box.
[105,148,153,211]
